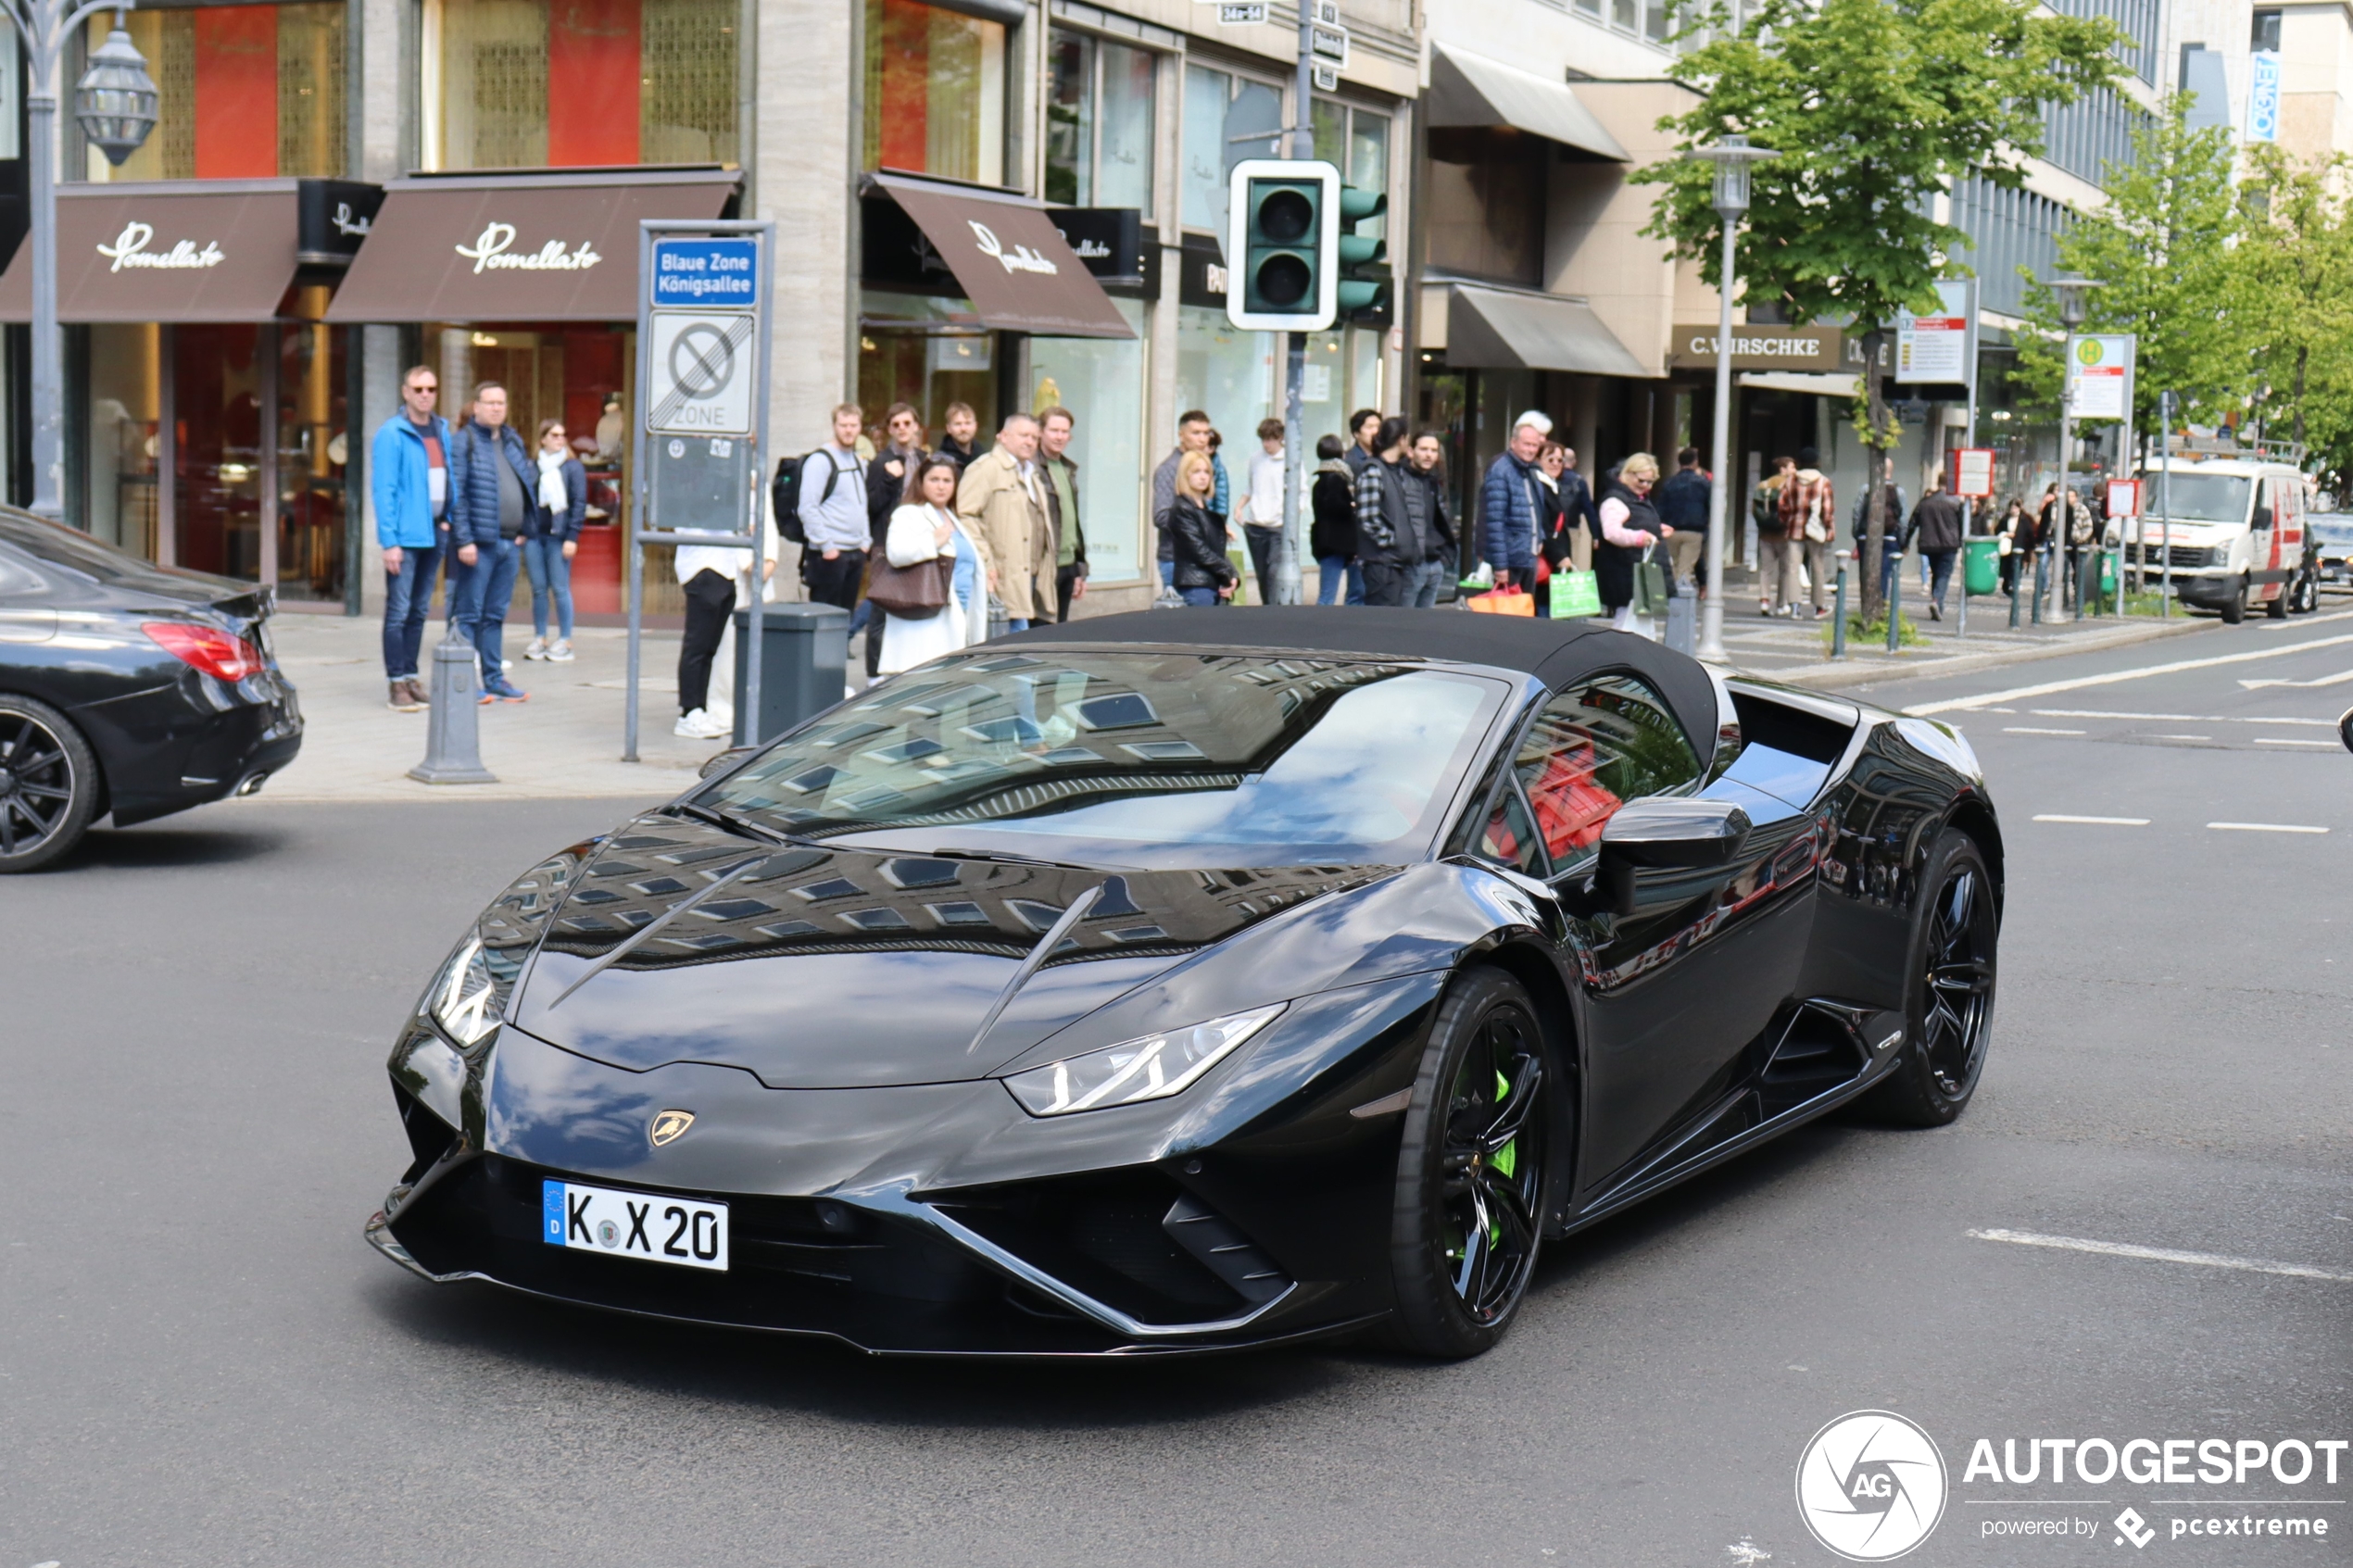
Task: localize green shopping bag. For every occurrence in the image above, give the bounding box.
[1631,547,1671,615]
[1551,569,1602,618]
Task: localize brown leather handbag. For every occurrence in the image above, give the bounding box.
[864,547,954,615]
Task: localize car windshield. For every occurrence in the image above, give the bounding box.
[698,650,1512,868]
[2140,472,2253,525]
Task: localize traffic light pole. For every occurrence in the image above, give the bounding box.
[1270,8,1315,606]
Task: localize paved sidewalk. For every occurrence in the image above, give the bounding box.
[1724,596,2211,690]
[261,613,725,802]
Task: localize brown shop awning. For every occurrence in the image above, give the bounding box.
[869,172,1133,339]
[0,180,313,322]
[324,168,739,323]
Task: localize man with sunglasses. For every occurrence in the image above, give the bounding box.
[372,364,456,712]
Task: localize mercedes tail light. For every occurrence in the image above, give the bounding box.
[144,621,263,682]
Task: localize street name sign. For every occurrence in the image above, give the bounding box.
[1311,22,1349,62]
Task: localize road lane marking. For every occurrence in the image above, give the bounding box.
[2239,668,2353,689]
[2150,734,2213,741]
[1906,632,2353,715]
[2004,726,2085,735]
[2208,821,2329,834]
[2034,709,2213,720]
[1968,1227,2353,1282]
[2246,716,2338,726]
[2255,737,2340,747]
[2032,814,2148,825]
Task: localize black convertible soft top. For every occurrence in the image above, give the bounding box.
[1000,608,1724,767]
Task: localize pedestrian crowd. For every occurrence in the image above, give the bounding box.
[371,365,587,714]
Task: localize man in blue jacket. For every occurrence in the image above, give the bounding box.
[445,381,535,702]
[371,365,453,712]
[1479,411,1551,603]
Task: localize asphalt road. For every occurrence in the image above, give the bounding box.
[4,612,2349,1568]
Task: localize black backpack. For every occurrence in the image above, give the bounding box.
[772,450,854,546]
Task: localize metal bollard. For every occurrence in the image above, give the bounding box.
[1831,551,1849,659]
[1885,545,1902,654]
[408,634,497,784]
[2032,548,2047,625]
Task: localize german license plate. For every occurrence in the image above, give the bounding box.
[542,1179,729,1272]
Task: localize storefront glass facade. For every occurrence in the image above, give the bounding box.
[84,2,346,181]
[426,0,738,169]
[857,293,1000,447]
[1181,64,1280,232]
[863,0,1005,186]
[1031,295,1147,582]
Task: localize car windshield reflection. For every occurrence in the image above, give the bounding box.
[698,651,1511,868]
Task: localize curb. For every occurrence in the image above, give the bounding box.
[1752,615,2212,691]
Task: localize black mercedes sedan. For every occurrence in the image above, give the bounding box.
[370,609,2001,1359]
[0,509,302,871]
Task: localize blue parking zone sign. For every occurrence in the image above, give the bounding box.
[650,237,760,307]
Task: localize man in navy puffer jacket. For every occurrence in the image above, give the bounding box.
[445,381,536,701]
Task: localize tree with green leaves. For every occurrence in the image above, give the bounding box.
[1643,0,2120,621]
[2234,144,2353,488]
[2013,94,2246,453]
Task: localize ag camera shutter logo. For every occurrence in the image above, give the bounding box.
[1796,1411,1948,1561]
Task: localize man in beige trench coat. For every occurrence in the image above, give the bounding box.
[956,412,1057,630]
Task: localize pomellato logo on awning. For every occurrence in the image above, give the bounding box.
[454,222,603,275]
[95,222,224,273]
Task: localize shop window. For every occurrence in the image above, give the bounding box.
[1175,303,1277,492]
[862,0,1004,186]
[1046,29,1154,210]
[428,0,737,170]
[86,3,346,180]
[1030,295,1147,582]
[1181,64,1281,232]
[857,295,998,455]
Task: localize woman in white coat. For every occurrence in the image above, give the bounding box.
[880,456,993,674]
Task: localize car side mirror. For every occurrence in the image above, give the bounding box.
[2340,708,2353,755]
[1594,797,1753,915]
[2255,508,2274,532]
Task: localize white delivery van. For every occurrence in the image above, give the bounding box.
[2118,457,2310,622]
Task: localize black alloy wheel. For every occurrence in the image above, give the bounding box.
[2268,577,2292,619]
[1385,967,1553,1358]
[1864,829,1998,1126]
[2220,576,2248,623]
[0,696,99,873]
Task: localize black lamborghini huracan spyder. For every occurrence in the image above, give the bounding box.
[369,608,2002,1358]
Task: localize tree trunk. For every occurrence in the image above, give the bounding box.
[1859,329,1892,625]
[2294,345,2309,449]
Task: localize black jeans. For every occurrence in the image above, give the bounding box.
[1055,564,1084,623]
[1360,560,1408,607]
[803,546,867,613]
[1243,525,1282,606]
[678,568,735,715]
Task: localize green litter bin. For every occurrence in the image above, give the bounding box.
[2099,549,2118,596]
[1963,536,1999,597]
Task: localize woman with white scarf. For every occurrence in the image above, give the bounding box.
[879,456,992,673]
[523,419,587,662]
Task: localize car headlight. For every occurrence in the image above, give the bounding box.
[427,935,513,1047]
[1002,1004,1286,1117]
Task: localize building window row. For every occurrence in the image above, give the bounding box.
[2040,85,2146,187]
[2047,0,2160,84]
[1952,174,2070,318]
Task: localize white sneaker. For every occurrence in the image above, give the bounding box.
[674,708,731,740]
[523,637,547,660]
[547,639,574,662]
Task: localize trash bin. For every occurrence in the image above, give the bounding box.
[732,602,849,746]
[1963,536,1999,597]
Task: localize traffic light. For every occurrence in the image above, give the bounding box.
[1227,158,1340,332]
[1336,183,1389,320]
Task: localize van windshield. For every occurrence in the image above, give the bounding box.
[2141,472,2252,525]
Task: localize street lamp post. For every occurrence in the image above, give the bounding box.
[1684,133,1778,663]
[2046,273,2102,625]
[8,1,158,520]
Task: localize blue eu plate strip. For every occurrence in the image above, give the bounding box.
[542,1180,565,1244]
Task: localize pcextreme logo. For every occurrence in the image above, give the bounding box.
[1796,1411,1949,1562]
